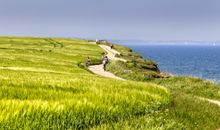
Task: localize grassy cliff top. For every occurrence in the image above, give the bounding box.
[102,40,220,130]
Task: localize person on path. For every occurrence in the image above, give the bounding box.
[85,57,91,67]
[110,44,114,49]
[102,55,108,71]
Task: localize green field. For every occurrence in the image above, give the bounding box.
[0,37,170,129]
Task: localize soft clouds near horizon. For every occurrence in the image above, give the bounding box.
[0,0,220,41]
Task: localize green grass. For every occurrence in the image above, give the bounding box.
[99,42,163,80]
[93,93,220,130]
[106,44,220,130]
[107,60,162,81]
[151,76,220,100]
[0,36,170,129]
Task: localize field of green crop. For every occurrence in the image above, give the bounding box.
[0,37,170,129]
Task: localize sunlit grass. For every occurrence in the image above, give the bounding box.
[0,36,170,129]
[107,43,220,130]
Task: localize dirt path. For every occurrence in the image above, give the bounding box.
[99,45,127,62]
[89,64,124,80]
[88,45,125,80]
[205,99,220,107]
[199,97,220,107]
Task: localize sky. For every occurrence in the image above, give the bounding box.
[0,0,220,41]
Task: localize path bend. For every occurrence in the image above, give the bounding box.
[88,45,125,80]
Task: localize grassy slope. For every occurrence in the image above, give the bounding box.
[94,94,220,130]
[0,37,170,129]
[106,44,220,130]
[97,42,162,79]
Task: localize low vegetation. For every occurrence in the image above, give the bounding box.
[93,93,220,130]
[151,77,220,100]
[105,42,220,130]
[97,41,163,80]
[107,60,162,81]
[0,37,170,129]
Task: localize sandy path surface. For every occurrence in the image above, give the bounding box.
[205,99,220,107]
[206,99,220,107]
[99,45,127,62]
[89,65,124,80]
[199,97,220,107]
[88,45,125,80]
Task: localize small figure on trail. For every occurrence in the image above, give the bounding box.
[86,57,91,67]
[95,39,99,44]
[110,44,114,49]
[102,55,108,71]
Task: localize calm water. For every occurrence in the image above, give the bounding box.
[127,45,220,82]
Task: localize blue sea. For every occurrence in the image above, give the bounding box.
[125,45,220,82]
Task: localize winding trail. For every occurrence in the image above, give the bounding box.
[89,44,220,109]
[88,45,125,80]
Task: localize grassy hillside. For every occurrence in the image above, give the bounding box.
[105,43,220,130]
[0,37,170,129]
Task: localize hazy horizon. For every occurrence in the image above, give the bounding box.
[1,0,220,42]
[109,39,220,46]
